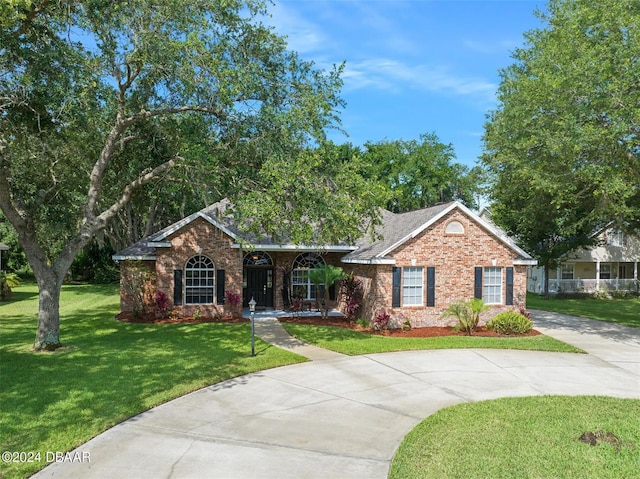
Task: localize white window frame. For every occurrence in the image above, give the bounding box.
[561,263,574,280]
[184,255,215,305]
[402,267,424,306]
[292,253,325,300]
[600,263,611,280]
[483,267,502,305]
[608,229,624,247]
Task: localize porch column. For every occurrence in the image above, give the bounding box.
[634,261,638,281]
[596,260,601,291]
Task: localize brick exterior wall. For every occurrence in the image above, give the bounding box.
[118,216,346,317]
[344,209,528,328]
[118,208,529,327]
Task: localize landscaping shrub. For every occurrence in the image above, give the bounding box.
[340,273,364,321]
[486,311,533,335]
[356,318,371,329]
[441,298,489,335]
[372,310,390,330]
[0,272,21,300]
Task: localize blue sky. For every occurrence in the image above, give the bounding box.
[265,0,547,168]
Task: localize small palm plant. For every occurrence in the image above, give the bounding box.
[441,298,490,335]
[0,272,21,301]
[308,264,346,319]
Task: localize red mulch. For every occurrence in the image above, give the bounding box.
[115,312,539,337]
[278,316,541,338]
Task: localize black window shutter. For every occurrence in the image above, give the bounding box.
[474,267,483,299]
[216,269,225,305]
[426,267,435,307]
[506,267,514,305]
[392,267,401,308]
[329,283,336,301]
[173,269,183,306]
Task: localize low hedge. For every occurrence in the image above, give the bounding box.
[486,311,532,335]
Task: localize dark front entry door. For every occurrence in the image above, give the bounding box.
[244,268,273,307]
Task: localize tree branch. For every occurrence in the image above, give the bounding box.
[96,157,178,227]
[15,0,52,37]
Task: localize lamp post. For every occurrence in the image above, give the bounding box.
[249,296,256,357]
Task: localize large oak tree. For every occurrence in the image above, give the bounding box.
[0,0,382,350]
[482,0,640,292]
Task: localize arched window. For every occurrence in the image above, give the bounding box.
[185,255,215,304]
[243,251,273,266]
[292,252,325,300]
[445,220,465,234]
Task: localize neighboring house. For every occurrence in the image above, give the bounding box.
[113,199,536,327]
[527,227,640,295]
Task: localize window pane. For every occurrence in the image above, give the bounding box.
[402,267,423,306]
[185,255,215,305]
[483,267,502,304]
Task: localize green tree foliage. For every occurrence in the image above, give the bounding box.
[482,0,640,289]
[0,0,381,350]
[361,133,483,213]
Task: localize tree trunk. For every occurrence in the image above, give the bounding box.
[34,269,64,351]
[543,262,550,298]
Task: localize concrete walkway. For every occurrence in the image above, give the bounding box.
[33,313,640,479]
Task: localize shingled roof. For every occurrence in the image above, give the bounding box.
[342,201,534,264]
[113,199,535,264]
[113,198,356,260]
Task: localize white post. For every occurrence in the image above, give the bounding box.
[634,261,638,281]
[596,260,601,292]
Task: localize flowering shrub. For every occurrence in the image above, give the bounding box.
[224,290,241,306]
[372,310,391,331]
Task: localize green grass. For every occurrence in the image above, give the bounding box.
[0,284,306,479]
[389,396,640,479]
[280,323,583,355]
[528,293,640,328]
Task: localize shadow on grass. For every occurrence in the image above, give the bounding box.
[0,311,277,457]
[0,288,39,303]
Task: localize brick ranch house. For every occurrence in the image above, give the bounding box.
[113,199,537,327]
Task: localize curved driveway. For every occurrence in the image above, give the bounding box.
[33,311,640,479]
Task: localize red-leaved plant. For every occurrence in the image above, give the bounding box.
[372,310,391,331]
[155,291,169,316]
[224,290,241,306]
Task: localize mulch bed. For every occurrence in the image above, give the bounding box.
[115,312,540,337]
[277,316,541,338]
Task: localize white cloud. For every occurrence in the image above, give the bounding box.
[343,58,497,102]
[266,2,330,54]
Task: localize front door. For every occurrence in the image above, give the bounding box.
[243,268,274,308]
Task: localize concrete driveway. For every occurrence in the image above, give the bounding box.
[33,312,640,479]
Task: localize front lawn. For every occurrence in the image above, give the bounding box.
[0,284,305,479]
[389,396,640,479]
[280,323,583,355]
[527,293,640,328]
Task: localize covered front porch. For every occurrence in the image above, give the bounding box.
[242,308,345,319]
[548,260,639,294]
